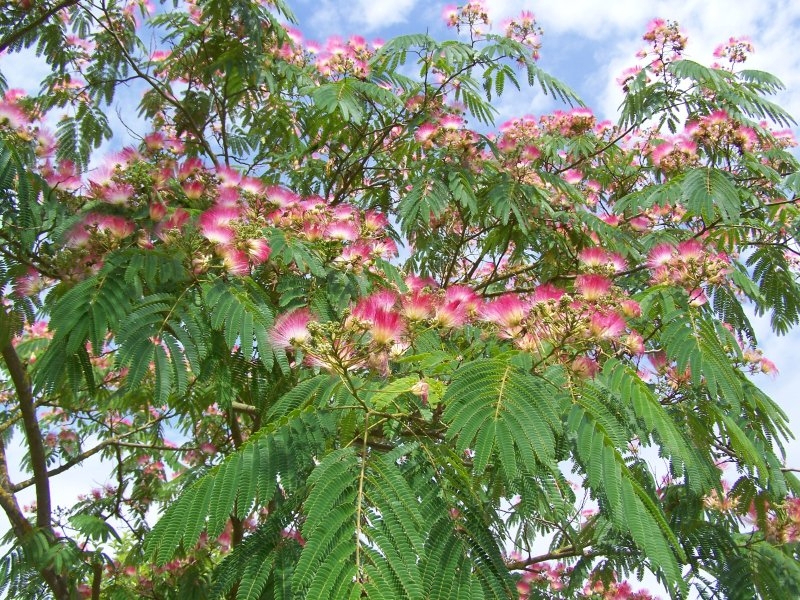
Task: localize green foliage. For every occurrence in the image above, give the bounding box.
[681,168,741,223]
[443,358,562,481]
[568,387,685,591]
[1,3,800,600]
[747,246,800,334]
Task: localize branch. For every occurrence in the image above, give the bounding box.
[231,400,259,416]
[505,546,598,570]
[0,435,33,540]
[0,0,80,54]
[0,341,72,598]
[10,417,170,492]
[92,2,220,166]
[1,342,52,530]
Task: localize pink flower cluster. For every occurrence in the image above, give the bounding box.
[313,35,377,79]
[685,110,758,153]
[0,89,31,132]
[648,135,698,172]
[443,1,490,31]
[765,497,800,543]
[38,134,398,278]
[541,107,596,137]
[637,18,687,75]
[271,279,481,375]
[647,240,730,305]
[271,272,643,379]
[502,11,543,60]
[514,560,658,600]
[482,278,643,372]
[713,36,754,66]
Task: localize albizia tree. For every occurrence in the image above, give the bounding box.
[1,0,799,598]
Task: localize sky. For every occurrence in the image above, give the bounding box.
[1,0,800,594]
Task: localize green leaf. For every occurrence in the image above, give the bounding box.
[681,168,741,223]
[568,402,685,590]
[443,357,563,480]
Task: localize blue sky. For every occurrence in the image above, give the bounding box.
[1,0,800,588]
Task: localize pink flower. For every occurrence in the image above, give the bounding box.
[0,101,29,129]
[177,157,204,180]
[201,223,235,245]
[480,294,528,329]
[216,166,242,187]
[200,206,240,229]
[149,201,167,221]
[103,183,135,205]
[442,4,459,26]
[150,49,171,62]
[688,288,708,307]
[271,310,312,349]
[440,114,463,130]
[575,274,612,300]
[760,357,778,376]
[144,131,165,150]
[589,311,626,339]
[401,292,435,321]
[647,243,674,268]
[405,275,437,293]
[532,283,565,303]
[369,310,404,346]
[325,221,359,241]
[182,180,205,200]
[245,238,271,264]
[443,285,480,312]
[93,214,135,238]
[676,239,704,261]
[572,356,599,378]
[363,210,388,232]
[619,299,641,318]
[217,187,240,207]
[353,292,398,321]
[416,122,438,143]
[219,246,250,275]
[578,247,626,272]
[336,240,372,266]
[625,332,645,355]
[162,208,191,231]
[434,301,466,328]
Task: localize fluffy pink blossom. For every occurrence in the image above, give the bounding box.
[532,283,565,303]
[575,274,612,300]
[271,309,312,349]
[401,292,435,321]
[325,221,359,241]
[589,311,626,339]
[647,244,674,268]
[676,239,704,261]
[480,294,528,329]
[200,223,235,245]
[416,122,438,143]
[245,238,271,264]
[369,310,404,346]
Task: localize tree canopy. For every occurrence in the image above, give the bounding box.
[1,1,799,598]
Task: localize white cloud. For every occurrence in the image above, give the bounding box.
[351,0,420,31]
